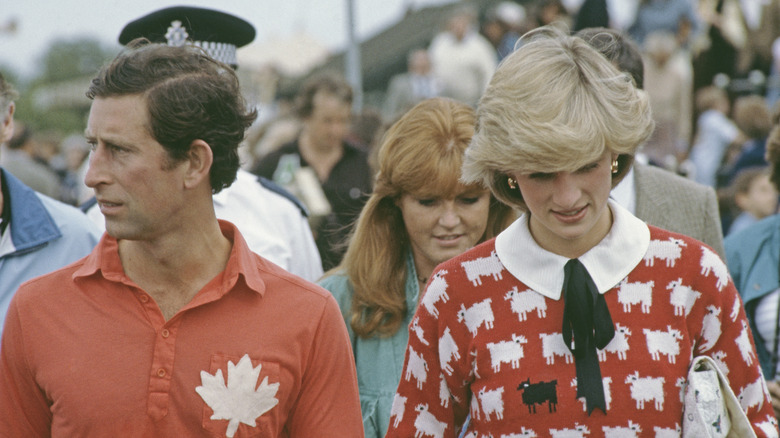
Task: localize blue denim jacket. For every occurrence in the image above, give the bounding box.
[318,252,420,438]
[0,169,101,339]
[725,214,780,377]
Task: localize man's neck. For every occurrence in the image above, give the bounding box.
[298,132,344,182]
[118,215,231,321]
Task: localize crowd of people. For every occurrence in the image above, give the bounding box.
[1,1,780,437]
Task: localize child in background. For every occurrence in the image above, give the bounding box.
[727,167,778,236]
[688,86,745,188]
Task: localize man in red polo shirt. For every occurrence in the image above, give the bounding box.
[0,37,362,437]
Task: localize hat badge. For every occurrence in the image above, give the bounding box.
[165,20,189,47]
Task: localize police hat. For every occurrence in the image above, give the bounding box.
[118,6,255,68]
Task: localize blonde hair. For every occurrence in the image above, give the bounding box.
[462,25,655,211]
[335,98,515,338]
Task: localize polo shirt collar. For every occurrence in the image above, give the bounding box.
[74,220,266,297]
[494,200,650,300]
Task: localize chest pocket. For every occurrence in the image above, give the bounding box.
[199,353,281,438]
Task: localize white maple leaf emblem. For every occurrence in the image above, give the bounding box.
[196,354,280,437]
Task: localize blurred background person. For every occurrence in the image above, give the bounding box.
[725,166,778,236]
[482,1,528,61]
[319,97,515,437]
[688,85,744,188]
[734,0,780,79]
[428,4,497,107]
[726,122,780,419]
[55,134,91,206]
[253,73,373,271]
[0,123,61,199]
[578,26,726,258]
[0,72,101,340]
[382,48,440,123]
[721,94,773,186]
[642,30,693,170]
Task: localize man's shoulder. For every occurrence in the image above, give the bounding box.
[725,214,780,251]
[36,193,103,237]
[635,164,711,196]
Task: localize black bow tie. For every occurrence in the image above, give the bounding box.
[561,258,615,415]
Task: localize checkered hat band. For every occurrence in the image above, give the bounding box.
[191,41,237,66]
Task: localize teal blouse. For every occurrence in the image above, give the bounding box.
[318,252,420,438]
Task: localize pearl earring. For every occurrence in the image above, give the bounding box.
[507,177,517,189]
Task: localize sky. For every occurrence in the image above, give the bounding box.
[0,0,454,77]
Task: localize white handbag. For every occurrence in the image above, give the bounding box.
[682,355,757,438]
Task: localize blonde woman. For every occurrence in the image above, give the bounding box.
[388,26,774,437]
[319,98,515,437]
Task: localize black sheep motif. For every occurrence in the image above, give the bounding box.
[517,378,558,413]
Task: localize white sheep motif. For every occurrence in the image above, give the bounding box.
[413,404,447,438]
[711,351,730,377]
[643,325,683,363]
[572,376,612,411]
[500,428,537,438]
[438,326,460,376]
[653,423,681,438]
[461,250,503,286]
[625,372,665,410]
[478,386,505,421]
[666,278,701,317]
[598,323,631,361]
[756,414,779,438]
[411,317,430,346]
[602,420,641,438]
[617,278,654,313]
[438,374,450,408]
[469,392,481,421]
[457,298,495,335]
[700,305,722,351]
[739,376,768,412]
[540,332,574,365]
[549,423,590,438]
[643,237,686,267]
[504,286,547,321]
[699,246,729,291]
[422,270,449,318]
[730,296,741,322]
[390,393,407,428]
[406,346,428,390]
[486,334,527,372]
[737,320,757,366]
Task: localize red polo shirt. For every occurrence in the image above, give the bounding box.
[0,221,363,437]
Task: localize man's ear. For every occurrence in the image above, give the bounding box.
[0,102,15,144]
[182,139,213,190]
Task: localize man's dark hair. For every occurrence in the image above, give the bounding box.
[295,73,353,119]
[576,27,645,90]
[86,38,257,193]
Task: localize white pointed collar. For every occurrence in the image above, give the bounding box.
[494,200,650,300]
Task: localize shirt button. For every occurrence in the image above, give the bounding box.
[161,329,170,338]
[157,368,166,377]
[139,294,149,303]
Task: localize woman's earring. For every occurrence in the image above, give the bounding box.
[507,177,517,189]
[611,159,619,174]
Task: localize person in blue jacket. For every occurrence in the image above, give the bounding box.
[725,121,780,418]
[0,73,102,339]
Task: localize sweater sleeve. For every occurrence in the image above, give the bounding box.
[690,252,777,436]
[385,267,470,438]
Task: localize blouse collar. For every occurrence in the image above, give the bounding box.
[494,200,650,300]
